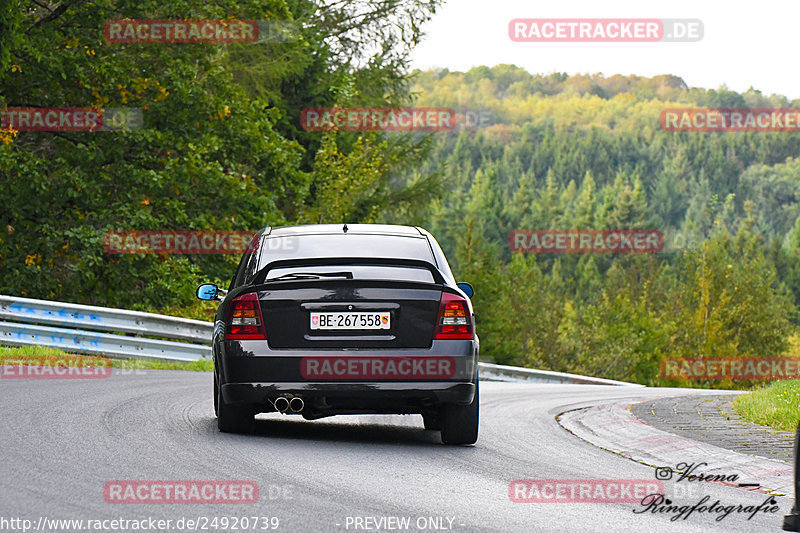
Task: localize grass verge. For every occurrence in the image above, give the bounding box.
[732,380,800,432]
[0,345,213,372]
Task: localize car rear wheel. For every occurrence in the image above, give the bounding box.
[213,373,219,417]
[217,381,254,433]
[440,381,479,445]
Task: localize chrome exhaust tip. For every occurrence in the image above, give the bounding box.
[289,397,304,413]
[273,396,289,413]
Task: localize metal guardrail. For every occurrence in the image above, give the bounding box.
[0,295,212,342]
[478,362,643,387]
[0,294,639,386]
[0,295,212,361]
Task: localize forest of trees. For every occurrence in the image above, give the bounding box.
[390,66,800,385]
[3,2,800,386]
[0,0,444,306]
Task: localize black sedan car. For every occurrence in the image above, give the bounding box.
[197,224,479,445]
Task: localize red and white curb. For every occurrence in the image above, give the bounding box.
[557,396,793,495]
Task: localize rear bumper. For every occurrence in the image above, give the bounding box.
[215,338,479,410]
[222,381,476,406]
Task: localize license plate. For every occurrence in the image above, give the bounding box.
[309,312,391,330]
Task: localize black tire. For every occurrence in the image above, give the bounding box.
[422,413,441,430]
[213,373,219,417]
[440,381,479,445]
[217,381,254,433]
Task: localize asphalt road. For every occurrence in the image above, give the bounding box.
[0,369,791,532]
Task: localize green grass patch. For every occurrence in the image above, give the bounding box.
[732,380,800,432]
[0,345,68,359]
[0,345,212,372]
[119,358,213,372]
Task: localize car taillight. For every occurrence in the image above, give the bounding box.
[226,293,266,340]
[434,292,473,340]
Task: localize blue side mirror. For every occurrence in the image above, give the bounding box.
[196,283,219,301]
[457,282,474,298]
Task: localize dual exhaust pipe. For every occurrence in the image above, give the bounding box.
[273,395,304,414]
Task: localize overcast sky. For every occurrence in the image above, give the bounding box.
[410,0,798,99]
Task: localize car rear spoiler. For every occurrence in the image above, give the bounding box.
[251,257,447,285]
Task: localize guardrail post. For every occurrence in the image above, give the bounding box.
[784,420,800,531]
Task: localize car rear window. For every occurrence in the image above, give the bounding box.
[255,234,435,271]
[265,265,436,283]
